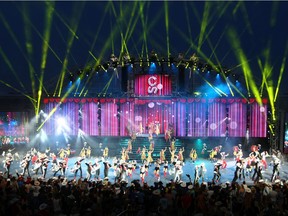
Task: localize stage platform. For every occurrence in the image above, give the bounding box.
[2,154,288,187]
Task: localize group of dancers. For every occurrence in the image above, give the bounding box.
[0,138,285,185]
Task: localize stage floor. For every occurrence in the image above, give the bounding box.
[2,154,288,186]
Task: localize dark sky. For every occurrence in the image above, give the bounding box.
[0,1,287,99]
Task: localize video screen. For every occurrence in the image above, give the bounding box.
[0,112,30,145]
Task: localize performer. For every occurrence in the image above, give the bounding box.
[140,146,147,163]
[103,147,109,159]
[212,162,222,183]
[159,147,167,163]
[92,158,101,180]
[53,159,65,177]
[149,141,154,151]
[189,148,197,163]
[144,160,149,176]
[261,151,269,170]
[201,143,207,155]
[140,164,146,183]
[127,140,133,153]
[147,149,154,163]
[58,148,67,159]
[136,147,141,155]
[271,157,281,182]
[72,157,84,179]
[65,145,71,158]
[127,161,133,178]
[45,147,50,155]
[169,147,177,164]
[170,138,176,151]
[234,148,243,162]
[199,163,207,183]
[208,148,217,162]
[154,159,161,182]
[86,146,91,158]
[20,152,31,177]
[85,161,93,181]
[254,161,263,183]
[232,159,244,182]
[165,129,171,142]
[163,161,169,178]
[41,158,50,178]
[177,147,185,162]
[33,153,47,175]
[3,154,13,177]
[79,147,86,158]
[50,152,58,165]
[155,123,160,136]
[220,152,229,169]
[245,157,253,179]
[174,161,183,183]
[194,165,200,184]
[114,164,121,183]
[103,160,112,178]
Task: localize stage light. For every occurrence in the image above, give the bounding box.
[149,50,158,63]
[110,54,119,68]
[168,54,175,66]
[102,62,109,71]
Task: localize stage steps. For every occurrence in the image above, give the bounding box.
[119,136,183,162]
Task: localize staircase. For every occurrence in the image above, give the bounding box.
[119,136,183,162]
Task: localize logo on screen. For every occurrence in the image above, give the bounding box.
[147,76,163,94]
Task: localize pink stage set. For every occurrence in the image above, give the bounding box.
[41,74,267,147]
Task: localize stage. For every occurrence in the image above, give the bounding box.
[2,153,288,186]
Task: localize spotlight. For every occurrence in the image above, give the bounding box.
[149,50,158,63]
[110,54,119,68]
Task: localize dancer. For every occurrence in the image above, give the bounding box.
[163,161,169,178]
[103,147,109,159]
[194,165,200,184]
[147,148,154,163]
[174,161,183,183]
[232,159,244,182]
[72,157,84,179]
[79,147,86,158]
[127,140,133,153]
[127,161,133,178]
[154,159,161,182]
[271,157,281,182]
[85,161,93,181]
[86,146,91,158]
[199,163,207,183]
[92,158,101,180]
[53,159,66,177]
[212,162,222,183]
[140,146,147,163]
[178,147,185,162]
[103,160,112,179]
[201,143,207,155]
[170,138,176,151]
[140,164,146,183]
[41,158,50,178]
[3,153,13,177]
[189,148,197,163]
[20,152,31,177]
[159,147,167,163]
[220,152,229,169]
[169,147,177,164]
[261,151,269,170]
[208,148,217,162]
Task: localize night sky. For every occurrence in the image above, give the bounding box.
[0,1,287,99]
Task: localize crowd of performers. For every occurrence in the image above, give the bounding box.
[0,138,286,185]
